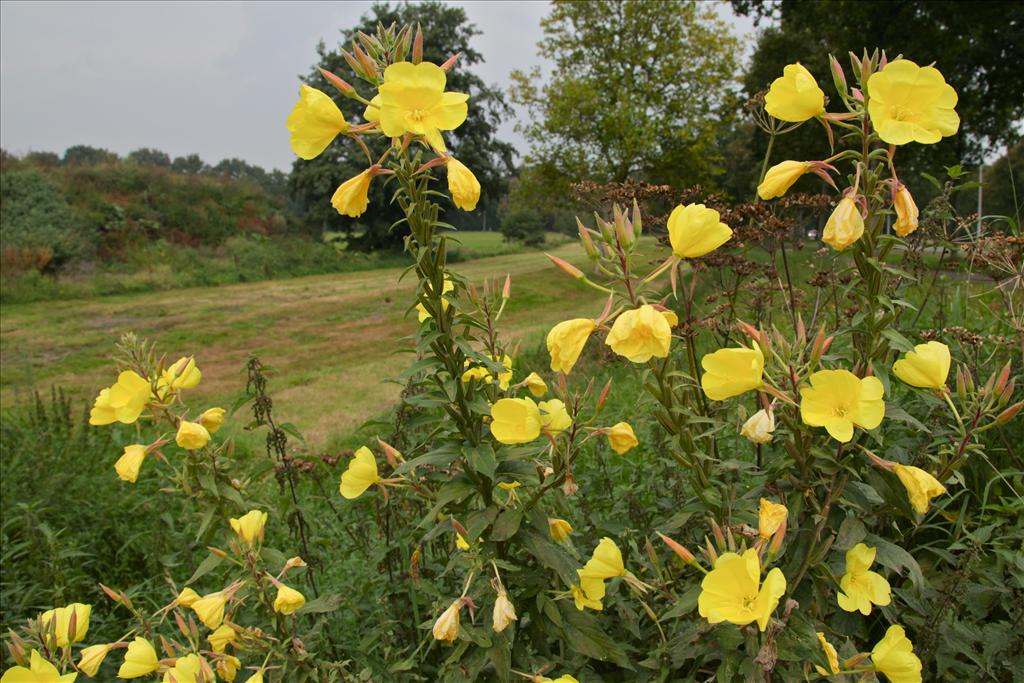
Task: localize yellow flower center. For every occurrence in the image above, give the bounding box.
[408,109,429,123]
[831,404,849,418]
[889,104,919,123]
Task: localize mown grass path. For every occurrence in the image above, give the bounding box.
[1,241,621,444]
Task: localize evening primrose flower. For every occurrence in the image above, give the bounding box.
[114,445,147,483]
[432,600,462,643]
[176,421,211,450]
[159,356,201,394]
[78,643,111,677]
[799,369,885,443]
[867,59,959,146]
[207,624,236,653]
[667,203,732,258]
[245,672,264,683]
[161,653,205,683]
[741,409,775,444]
[216,655,241,682]
[377,61,469,152]
[757,160,809,200]
[331,170,374,218]
[176,587,200,608]
[893,184,920,237]
[697,548,786,631]
[462,355,513,390]
[871,625,923,683]
[570,583,602,611]
[191,591,227,629]
[2,651,77,682]
[117,637,159,678]
[89,371,150,425]
[39,603,91,646]
[764,63,825,122]
[548,518,572,542]
[455,532,471,551]
[758,499,788,539]
[524,372,548,397]
[229,510,268,546]
[415,277,454,322]
[286,84,348,159]
[490,397,541,444]
[892,464,947,514]
[446,158,480,211]
[606,305,672,362]
[492,591,517,633]
[837,543,891,615]
[539,399,572,434]
[273,583,305,615]
[577,538,627,605]
[700,342,764,401]
[199,407,226,433]
[606,422,638,455]
[815,633,841,676]
[547,319,596,373]
[339,446,381,499]
[822,197,865,251]
[892,341,951,390]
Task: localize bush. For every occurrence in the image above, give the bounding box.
[500,206,547,246]
[0,169,91,269]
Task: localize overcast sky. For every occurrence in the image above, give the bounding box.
[0,1,754,171]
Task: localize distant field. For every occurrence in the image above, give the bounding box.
[0,236,630,445]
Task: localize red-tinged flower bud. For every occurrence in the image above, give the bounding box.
[596,379,613,412]
[829,53,847,91]
[409,546,421,580]
[613,204,633,248]
[657,532,696,564]
[502,274,511,299]
[964,365,975,393]
[955,365,967,400]
[576,217,598,257]
[377,438,403,467]
[319,68,354,95]
[704,537,718,564]
[450,518,468,540]
[440,52,461,73]
[994,361,1012,397]
[767,518,787,559]
[795,314,806,345]
[207,546,228,559]
[174,610,190,638]
[546,253,585,280]
[341,49,366,79]
[999,378,1015,407]
[821,335,834,355]
[995,401,1023,425]
[710,519,726,548]
[412,25,424,64]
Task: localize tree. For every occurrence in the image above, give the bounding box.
[63,145,118,166]
[509,0,740,192]
[982,141,1023,228]
[127,148,172,167]
[289,1,515,250]
[172,154,207,175]
[731,0,1024,197]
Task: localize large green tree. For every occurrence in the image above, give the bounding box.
[289,1,515,250]
[509,0,740,189]
[729,0,1024,198]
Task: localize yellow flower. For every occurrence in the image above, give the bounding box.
[892,464,947,514]
[548,518,572,542]
[545,677,580,683]
[89,371,150,425]
[77,643,111,677]
[697,548,786,631]
[432,600,462,643]
[606,422,638,455]
[216,655,241,682]
[339,446,381,499]
[286,84,348,159]
[893,184,919,237]
[836,543,891,615]
[176,587,200,608]
[667,203,733,258]
[331,170,374,218]
[176,421,211,450]
[446,158,480,211]
[815,632,841,676]
[765,63,825,122]
[547,319,596,374]
[700,342,764,401]
[539,399,572,435]
[462,354,513,390]
[867,59,959,146]
[245,672,264,683]
[524,372,548,397]
[492,591,517,633]
[579,538,625,583]
[191,591,227,629]
[273,583,305,615]
[1,650,77,682]
[229,510,268,546]
[606,305,672,362]
[161,356,202,392]
[741,409,775,444]
[207,624,236,654]
[661,309,679,327]
[117,637,159,678]
[377,61,469,152]
[822,197,864,251]
[455,532,471,551]
[161,653,204,683]
[415,277,454,322]
[114,445,147,483]
[871,625,922,683]
[490,397,541,444]
[892,341,950,390]
[39,603,90,646]
[799,370,884,443]
[758,499,788,539]
[757,160,809,200]
[199,407,226,433]
[570,583,602,611]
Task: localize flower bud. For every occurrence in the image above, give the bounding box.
[229,510,268,546]
[176,420,211,450]
[412,24,423,63]
[273,582,306,615]
[577,218,599,259]
[955,365,967,400]
[377,438,404,467]
[546,253,585,280]
[199,407,226,433]
[548,518,572,542]
[440,52,461,72]
[829,53,847,91]
[318,67,354,95]
[657,532,695,564]
[78,643,111,677]
[999,378,1015,407]
[632,198,643,239]
[822,196,865,251]
[995,401,1023,425]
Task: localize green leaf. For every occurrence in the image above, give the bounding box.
[519,528,579,586]
[868,534,928,590]
[834,515,867,551]
[187,552,223,585]
[490,509,523,542]
[299,593,344,614]
[880,328,915,353]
